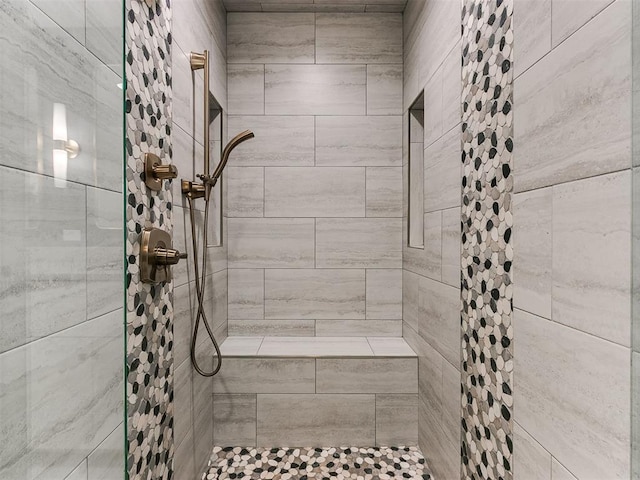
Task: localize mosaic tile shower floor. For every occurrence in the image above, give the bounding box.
[203,446,432,480]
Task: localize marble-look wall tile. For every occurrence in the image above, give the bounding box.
[228,269,264,319]
[87,187,122,321]
[316,359,417,393]
[172,45,194,135]
[513,0,551,77]
[316,218,402,268]
[315,13,402,64]
[173,359,193,451]
[552,171,630,346]
[226,167,264,217]
[315,319,402,337]
[316,116,403,167]
[31,0,85,43]
[265,65,366,115]
[228,218,315,268]
[366,269,402,319]
[0,310,122,479]
[514,0,630,192]
[513,422,551,480]
[227,116,315,166]
[256,394,376,446]
[258,336,374,356]
[552,0,616,46]
[366,167,403,217]
[402,270,420,333]
[424,127,461,212]
[551,458,579,480]
[514,309,630,479]
[264,167,366,217]
[422,211,442,280]
[513,187,552,319]
[173,429,195,480]
[423,68,444,147]
[440,207,460,288]
[173,283,194,368]
[87,423,124,480]
[418,397,459,480]
[265,269,366,319]
[227,13,315,63]
[213,394,257,446]
[229,319,316,336]
[418,276,459,367]
[367,65,403,115]
[212,358,316,394]
[376,394,418,446]
[65,460,88,480]
[0,0,122,191]
[0,167,87,353]
[227,64,265,115]
[86,0,122,71]
[441,41,461,133]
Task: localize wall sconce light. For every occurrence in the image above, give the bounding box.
[52,103,80,188]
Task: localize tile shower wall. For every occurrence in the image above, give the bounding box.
[512,0,632,478]
[0,0,123,477]
[171,0,229,479]
[225,12,404,337]
[401,1,462,479]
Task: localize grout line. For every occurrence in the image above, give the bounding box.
[513,167,631,196]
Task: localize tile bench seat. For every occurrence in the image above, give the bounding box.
[212,336,419,448]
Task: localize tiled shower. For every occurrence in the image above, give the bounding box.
[0,0,637,479]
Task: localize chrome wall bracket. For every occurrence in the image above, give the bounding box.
[144,153,178,191]
[140,227,187,284]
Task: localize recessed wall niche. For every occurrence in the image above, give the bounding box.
[408,91,424,248]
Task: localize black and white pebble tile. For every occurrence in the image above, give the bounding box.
[203,446,432,480]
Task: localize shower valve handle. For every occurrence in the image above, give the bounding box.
[154,247,187,266]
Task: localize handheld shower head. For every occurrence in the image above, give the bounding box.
[211,130,255,184]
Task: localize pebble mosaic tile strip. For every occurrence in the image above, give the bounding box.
[203,446,432,480]
[461,0,514,479]
[125,0,174,478]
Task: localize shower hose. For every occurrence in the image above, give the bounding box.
[186,194,222,377]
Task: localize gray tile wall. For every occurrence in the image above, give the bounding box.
[401,0,462,478]
[171,0,229,478]
[226,12,404,337]
[0,0,124,477]
[512,0,632,478]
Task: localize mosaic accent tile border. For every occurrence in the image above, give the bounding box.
[125,0,174,478]
[461,0,514,479]
[203,446,431,480]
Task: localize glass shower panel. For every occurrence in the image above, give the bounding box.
[633,0,640,476]
[0,0,125,478]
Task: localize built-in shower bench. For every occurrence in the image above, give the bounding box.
[211,336,419,448]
